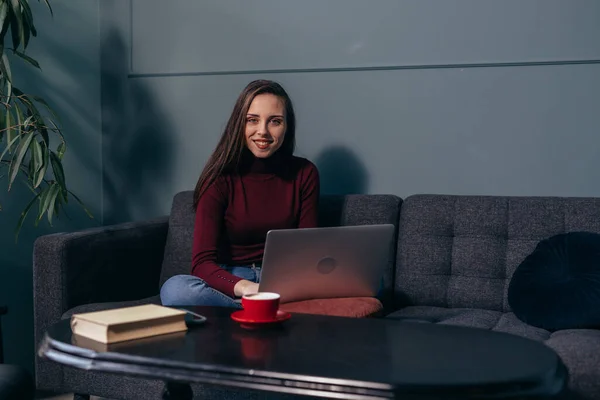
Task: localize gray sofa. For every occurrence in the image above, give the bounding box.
[388,194,600,400]
[32,191,600,399]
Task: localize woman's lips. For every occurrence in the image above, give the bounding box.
[253,140,272,150]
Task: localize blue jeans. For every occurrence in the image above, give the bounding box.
[160,265,261,309]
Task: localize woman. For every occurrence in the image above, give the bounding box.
[160,80,320,308]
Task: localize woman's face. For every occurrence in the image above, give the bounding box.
[244,93,286,158]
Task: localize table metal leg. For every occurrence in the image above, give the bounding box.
[162,381,193,400]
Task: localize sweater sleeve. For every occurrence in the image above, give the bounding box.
[191,178,243,297]
[298,161,320,228]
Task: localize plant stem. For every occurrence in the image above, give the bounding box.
[0,125,61,134]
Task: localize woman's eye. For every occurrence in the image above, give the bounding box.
[270,119,282,126]
[247,118,258,124]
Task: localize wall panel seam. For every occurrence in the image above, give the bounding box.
[127,59,600,79]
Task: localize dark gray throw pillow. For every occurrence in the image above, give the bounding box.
[508,231,600,331]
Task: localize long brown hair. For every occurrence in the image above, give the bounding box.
[192,80,296,209]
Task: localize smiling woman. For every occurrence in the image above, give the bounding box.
[160,80,320,308]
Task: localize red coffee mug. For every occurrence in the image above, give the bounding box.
[241,292,280,321]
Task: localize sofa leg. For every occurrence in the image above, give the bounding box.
[73,394,90,400]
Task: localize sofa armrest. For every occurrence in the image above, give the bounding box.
[33,215,169,317]
[33,216,169,389]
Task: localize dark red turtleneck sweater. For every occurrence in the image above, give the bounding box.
[191,153,320,297]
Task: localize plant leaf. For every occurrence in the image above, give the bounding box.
[49,150,66,196]
[21,114,33,131]
[46,182,60,224]
[33,139,47,187]
[0,2,9,35]
[14,102,23,125]
[56,181,66,206]
[57,141,65,159]
[3,107,15,154]
[0,104,5,143]
[22,13,29,48]
[0,129,19,161]
[54,193,62,216]
[13,105,23,166]
[27,146,34,179]
[36,182,53,225]
[39,0,53,16]
[7,130,33,190]
[30,136,42,171]
[5,79,12,102]
[14,102,23,140]
[36,183,47,217]
[13,87,50,143]
[9,0,25,50]
[0,53,12,83]
[9,4,20,50]
[18,0,35,40]
[14,190,41,242]
[12,49,40,69]
[14,88,44,123]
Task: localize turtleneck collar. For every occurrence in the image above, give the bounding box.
[239,148,289,175]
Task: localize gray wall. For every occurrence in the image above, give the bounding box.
[0,0,101,373]
[103,0,600,227]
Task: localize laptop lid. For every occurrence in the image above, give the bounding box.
[258,224,395,303]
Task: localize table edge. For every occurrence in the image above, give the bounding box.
[38,332,568,399]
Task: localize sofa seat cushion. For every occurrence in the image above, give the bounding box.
[546,329,600,399]
[61,295,162,320]
[386,306,551,341]
[280,297,383,317]
[386,306,501,329]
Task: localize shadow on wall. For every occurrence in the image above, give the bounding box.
[101,29,174,225]
[314,146,369,195]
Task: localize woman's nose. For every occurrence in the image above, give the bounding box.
[257,121,269,135]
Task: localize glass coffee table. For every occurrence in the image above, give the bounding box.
[38,306,567,399]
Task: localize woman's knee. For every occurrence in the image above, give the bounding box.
[160,274,240,308]
[160,274,203,305]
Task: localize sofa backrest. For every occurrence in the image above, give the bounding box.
[160,190,402,305]
[395,194,600,312]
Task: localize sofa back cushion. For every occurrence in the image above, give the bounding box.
[395,194,600,312]
[160,191,402,305]
[160,191,196,287]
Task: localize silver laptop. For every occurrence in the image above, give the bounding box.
[258,224,395,303]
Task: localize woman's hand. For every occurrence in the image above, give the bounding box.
[234,280,259,297]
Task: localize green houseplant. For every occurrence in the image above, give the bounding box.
[0,0,91,240]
